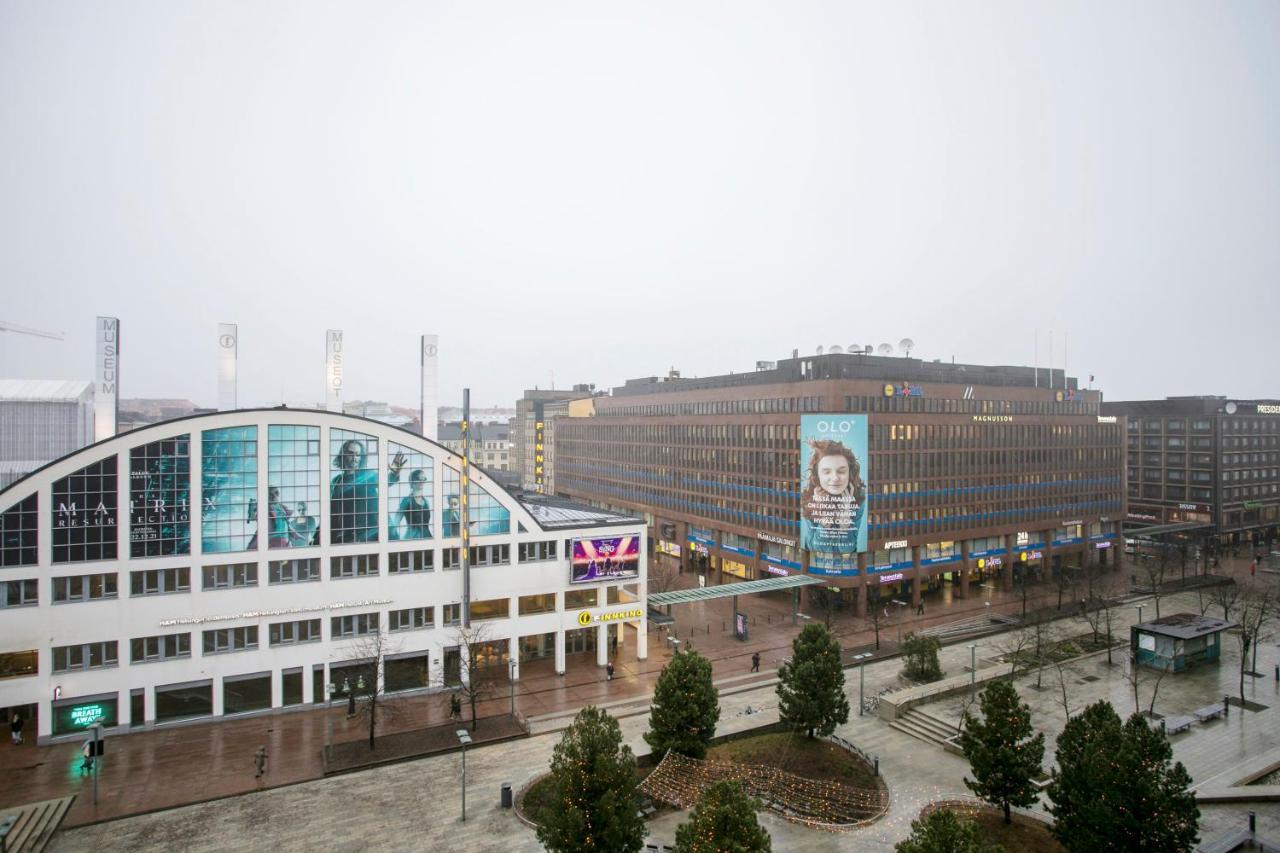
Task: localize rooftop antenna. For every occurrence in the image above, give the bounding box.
[899,338,914,358]
[876,343,892,356]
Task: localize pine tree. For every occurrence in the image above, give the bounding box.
[645,649,720,759]
[958,678,1044,824]
[1047,700,1199,852]
[777,622,849,738]
[901,632,944,682]
[673,780,771,853]
[895,809,1002,853]
[536,706,646,853]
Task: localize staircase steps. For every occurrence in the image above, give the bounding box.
[889,708,959,747]
[0,795,76,853]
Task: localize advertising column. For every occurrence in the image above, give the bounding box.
[325,330,343,412]
[420,334,439,441]
[94,316,120,441]
[800,415,869,572]
[217,323,238,411]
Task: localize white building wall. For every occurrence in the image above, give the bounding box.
[0,409,645,742]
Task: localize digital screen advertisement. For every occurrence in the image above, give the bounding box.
[799,414,869,555]
[570,535,640,584]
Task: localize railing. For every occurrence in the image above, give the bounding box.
[825,734,879,776]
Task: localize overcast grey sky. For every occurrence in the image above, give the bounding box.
[2,1,1277,409]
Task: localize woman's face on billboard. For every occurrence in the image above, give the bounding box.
[817,453,850,496]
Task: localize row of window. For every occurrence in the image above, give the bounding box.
[45,584,628,672]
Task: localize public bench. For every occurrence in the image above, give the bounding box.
[1161,714,1195,735]
[1193,704,1226,723]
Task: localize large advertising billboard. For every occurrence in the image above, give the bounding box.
[800,414,869,555]
[130,435,191,557]
[570,535,640,584]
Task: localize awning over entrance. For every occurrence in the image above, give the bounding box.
[648,574,824,606]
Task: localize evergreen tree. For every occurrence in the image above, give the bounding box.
[901,632,944,682]
[895,809,1002,853]
[673,780,771,853]
[777,622,849,738]
[958,679,1044,824]
[536,706,646,853]
[1047,700,1199,852]
[645,649,720,759]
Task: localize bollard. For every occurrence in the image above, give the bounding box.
[874,756,880,776]
[1249,810,1256,834]
[707,624,710,635]
[1224,695,1230,717]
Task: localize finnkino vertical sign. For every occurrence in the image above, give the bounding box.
[800,414,868,554]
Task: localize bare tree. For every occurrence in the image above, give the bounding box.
[996,622,1034,677]
[344,628,401,751]
[1052,660,1080,720]
[863,599,888,651]
[1125,657,1173,717]
[808,584,841,628]
[647,557,681,595]
[1136,548,1172,620]
[1211,580,1243,624]
[1234,579,1277,706]
[450,622,498,731]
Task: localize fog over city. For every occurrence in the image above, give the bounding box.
[2,2,1277,409]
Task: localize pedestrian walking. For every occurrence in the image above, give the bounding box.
[610,634,618,657]
[916,601,925,616]
[606,661,614,681]
[9,713,23,745]
[79,739,94,774]
[751,651,760,673]
[254,745,268,779]
[449,693,461,719]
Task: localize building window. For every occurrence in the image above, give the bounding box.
[269,558,321,585]
[0,494,38,567]
[130,567,191,596]
[201,426,258,554]
[267,425,321,549]
[202,626,259,654]
[0,578,37,608]
[52,573,118,603]
[269,619,322,646]
[468,544,510,567]
[330,428,380,544]
[388,550,433,574]
[0,651,38,679]
[441,548,461,570]
[565,588,597,609]
[388,442,433,541]
[331,554,378,579]
[470,598,510,622]
[518,593,556,615]
[331,613,379,638]
[129,435,192,558]
[518,541,557,562]
[130,633,191,663]
[443,603,461,626]
[53,641,119,672]
[442,468,510,537]
[202,562,258,590]
[389,607,433,632]
[52,456,119,563]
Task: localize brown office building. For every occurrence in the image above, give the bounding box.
[555,352,1127,615]
[1100,397,1280,551]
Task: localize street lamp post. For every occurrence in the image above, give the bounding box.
[968,643,978,686]
[1136,604,1145,626]
[509,659,517,718]
[325,682,335,763]
[853,652,872,716]
[456,729,473,821]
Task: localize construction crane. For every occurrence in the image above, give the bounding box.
[0,320,64,340]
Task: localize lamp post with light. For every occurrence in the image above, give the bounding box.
[456,729,473,821]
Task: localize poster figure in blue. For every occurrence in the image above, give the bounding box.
[800,415,868,554]
[390,469,432,540]
[330,438,404,543]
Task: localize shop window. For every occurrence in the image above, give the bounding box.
[224,672,272,715]
[52,695,119,736]
[385,654,430,692]
[155,680,212,722]
[282,669,304,706]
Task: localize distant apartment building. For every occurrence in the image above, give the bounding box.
[342,400,415,429]
[512,388,595,494]
[1101,397,1280,549]
[0,380,95,488]
[438,421,511,472]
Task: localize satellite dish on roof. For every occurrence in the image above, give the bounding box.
[848,344,860,354]
[1225,401,1238,415]
[877,343,893,356]
[829,344,843,354]
[816,345,825,355]
[899,338,914,357]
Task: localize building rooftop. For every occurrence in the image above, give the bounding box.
[513,492,641,529]
[1102,397,1280,416]
[610,352,1079,397]
[1136,613,1236,640]
[0,379,93,403]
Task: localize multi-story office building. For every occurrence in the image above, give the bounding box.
[0,380,95,489]
[556,352,1127,615]
[512,388,595,494]
[1101,397,1280,549]
[0,409,645,743]
[438,421,512,471]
